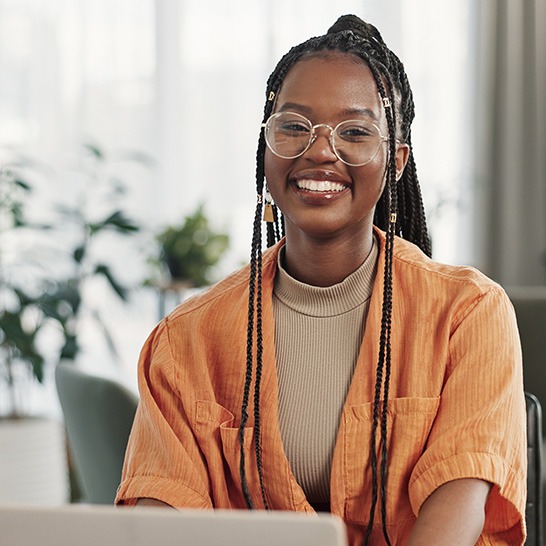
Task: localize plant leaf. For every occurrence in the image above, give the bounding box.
[0,310,44,382]
[89,210,140,234]
[103,210,140,232]
[94,264,129,301]
[90,308,118,360]
[116,150,157,167]
[73,245,86,263]
[31,354,45,383]
[13,178,32,191]
[40,282,81,317]
[60,334,78,360]
[82,143,104,160]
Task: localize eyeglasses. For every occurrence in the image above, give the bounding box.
[262,111,388,167]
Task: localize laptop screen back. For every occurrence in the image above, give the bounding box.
[0,504,348,546]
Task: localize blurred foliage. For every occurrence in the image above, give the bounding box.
[0,144,147,418]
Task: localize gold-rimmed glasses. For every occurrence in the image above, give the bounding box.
[262,111,388,167]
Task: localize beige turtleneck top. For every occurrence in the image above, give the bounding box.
[273,237,378,506]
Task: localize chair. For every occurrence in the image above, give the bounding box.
[55,363,139,504]
[506,287,546,539]
[507,288,546,413]
[525,392,543,546]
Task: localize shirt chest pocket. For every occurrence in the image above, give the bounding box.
[194,400,261,508]
[342,397,440,527]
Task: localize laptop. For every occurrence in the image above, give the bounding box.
[0,504,347,546]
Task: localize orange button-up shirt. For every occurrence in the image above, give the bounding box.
[116,229,526,545]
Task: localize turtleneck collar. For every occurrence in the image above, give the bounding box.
[273,235,378,318]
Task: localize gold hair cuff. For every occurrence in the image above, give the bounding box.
[263,204,274,223]
[263,189,274,223]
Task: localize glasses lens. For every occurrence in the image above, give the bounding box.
[333,120,383,166]
[265,112,312,159]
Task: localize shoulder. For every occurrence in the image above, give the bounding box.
[388,233,506,300]
[393,236,494,286]
[371,229,513,330]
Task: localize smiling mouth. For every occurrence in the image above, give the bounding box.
[295,179,348,192]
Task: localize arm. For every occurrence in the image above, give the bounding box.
[115,321,212,508]
[136,498,174,508]
[409,287,526,543]
[407,478,492,545]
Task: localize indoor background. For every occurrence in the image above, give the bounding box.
[0,0,544,439]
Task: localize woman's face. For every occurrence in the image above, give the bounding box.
[264,52,407,243]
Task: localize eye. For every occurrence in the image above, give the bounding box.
[278,119,311,135]
[271,112,312,136]
[338,122,377,142]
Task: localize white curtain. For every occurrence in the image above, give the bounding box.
[473,0,546,286]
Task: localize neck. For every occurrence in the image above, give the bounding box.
[282,228,375,287]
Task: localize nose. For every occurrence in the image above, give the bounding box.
[304,125,338,163]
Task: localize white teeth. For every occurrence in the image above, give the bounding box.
[296,179,346,192]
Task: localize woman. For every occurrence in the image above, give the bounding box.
[116,15,526,545]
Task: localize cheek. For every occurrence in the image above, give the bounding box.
[375,147,392,189]
[352,152,389,202]
[264,148,275,182]
[367,147,389,181]
[264,149,290,190]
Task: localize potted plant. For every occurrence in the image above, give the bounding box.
[154,203,230,288]
[0,153,70,503]
[0,153,51,418]
[148,204,229,318]
[0,144,146,503]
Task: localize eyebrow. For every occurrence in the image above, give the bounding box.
[278,102,379,121]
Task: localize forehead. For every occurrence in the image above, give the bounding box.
[275,53,381,119]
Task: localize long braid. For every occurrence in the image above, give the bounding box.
[272,205,282,242]
[239,132,267,509]
[379,73,399,546]
[242,15,431,544]
[359,62,398,546]
[402,148,431,255]
[266,204,282,247]
[239,193,262,508]
[253,220,269,509]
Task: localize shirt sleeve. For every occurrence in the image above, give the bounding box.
[408,286,527,544]
[115,320,213,508]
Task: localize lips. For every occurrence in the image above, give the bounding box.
[291,170,350,193]
[295,179,346,192]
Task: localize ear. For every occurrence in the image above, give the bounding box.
[395,143,409,181]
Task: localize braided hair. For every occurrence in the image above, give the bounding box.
[239,14,431,545]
